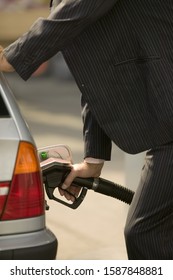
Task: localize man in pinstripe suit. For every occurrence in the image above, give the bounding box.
[1,0,173,259]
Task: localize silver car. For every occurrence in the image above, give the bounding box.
[0,72,57,259]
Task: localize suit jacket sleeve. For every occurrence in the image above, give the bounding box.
[81,95,112,160]
[4,0,118,80]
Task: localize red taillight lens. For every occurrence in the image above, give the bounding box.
[0,182,10,217]
[1,142,45,221]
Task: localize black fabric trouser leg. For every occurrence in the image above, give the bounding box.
[124,142,173,259]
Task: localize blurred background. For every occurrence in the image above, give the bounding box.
[0,1,145,260]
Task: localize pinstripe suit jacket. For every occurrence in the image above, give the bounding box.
[4,0,173,157]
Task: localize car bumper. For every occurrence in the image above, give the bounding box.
[0,228,58,260]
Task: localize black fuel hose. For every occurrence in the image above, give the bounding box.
[73,177,134,205]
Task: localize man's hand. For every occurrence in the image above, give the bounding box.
[59,161,104,202]
[0,46,14,72]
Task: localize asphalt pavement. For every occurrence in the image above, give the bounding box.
[5,72,144,260]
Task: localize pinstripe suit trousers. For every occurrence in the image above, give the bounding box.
[124,142,173,259]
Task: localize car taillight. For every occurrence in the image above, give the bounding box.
[1,141,45,221]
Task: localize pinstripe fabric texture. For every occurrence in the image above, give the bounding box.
[81,95,112,160]
[125,142,173,259]
[4,0,173,155]
[3,0,173,259]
